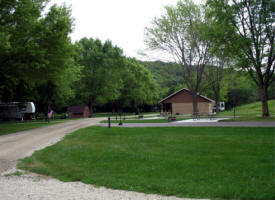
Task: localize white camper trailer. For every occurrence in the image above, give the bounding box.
[0,102,35,120]
[212,102,225,113]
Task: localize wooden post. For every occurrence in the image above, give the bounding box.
[118,112,123,125]
[108,116,111,128]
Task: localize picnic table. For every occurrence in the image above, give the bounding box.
[192,112,216,120]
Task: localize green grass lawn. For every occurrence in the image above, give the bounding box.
[18,126,275,199]
[219,100,275,121]
[0,119,68,136]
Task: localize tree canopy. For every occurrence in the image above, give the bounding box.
[73,38,158,115]
[73,38,125,115]
[206,0,275,117]
[0,0,74,111]
[1,0,273,116]
[145,0,212,113]
[116,58,158,112]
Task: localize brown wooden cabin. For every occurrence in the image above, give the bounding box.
[159,88,214,114]
[67,106,90,118]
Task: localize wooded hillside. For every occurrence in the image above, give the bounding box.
[142,60,275,110]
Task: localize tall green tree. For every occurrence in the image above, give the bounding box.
[145,0,212,113]
[206,0,275,117]
[0,0,47,100]
[33,58,80,112]
[36,5,74,111]
[0,0,74,110]
[198,13,234,113]
[203,62,227,113]
[116,58,158,112]
[74,38,124,116]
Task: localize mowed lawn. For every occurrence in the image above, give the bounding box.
[219,99,275,121]
[19,126,275,199]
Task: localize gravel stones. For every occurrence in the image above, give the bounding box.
[0,174,199,200]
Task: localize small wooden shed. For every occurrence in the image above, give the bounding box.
[160,88,214,114]
[67,106,90,118]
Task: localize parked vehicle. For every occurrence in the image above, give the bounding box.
[0,102,36,120]
[213,102,225,113]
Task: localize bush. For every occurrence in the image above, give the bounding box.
[36,113,46,120]
[54,113,67,119]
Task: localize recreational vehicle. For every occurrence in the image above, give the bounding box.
[0,102,36,120]
[212,102,225,113]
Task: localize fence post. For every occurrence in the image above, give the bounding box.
[108,116,111,128]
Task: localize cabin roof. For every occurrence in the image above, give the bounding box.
[159,88,214,103]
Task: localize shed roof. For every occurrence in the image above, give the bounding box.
[67,106,88,114]
[159,88,214,103]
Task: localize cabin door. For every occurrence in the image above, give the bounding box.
[163,103,172,114]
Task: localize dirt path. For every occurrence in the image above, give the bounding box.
[0,118,104,173]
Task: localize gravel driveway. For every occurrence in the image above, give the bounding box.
[0,174,199,200]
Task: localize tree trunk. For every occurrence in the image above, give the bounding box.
[47,104,50,123]
[131,101,138,115]
[260,85,269,117]
[89,100,94,117]
[215,92,220,114]
[191,91,199,114]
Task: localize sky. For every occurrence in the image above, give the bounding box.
[48,0,179,61]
